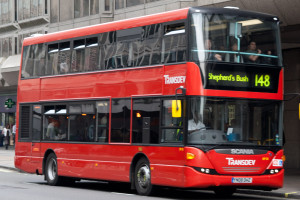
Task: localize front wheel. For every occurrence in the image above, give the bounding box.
[134,158,153,196]
[45,153,63,186]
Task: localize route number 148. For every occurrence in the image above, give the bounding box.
[255,74,270,87]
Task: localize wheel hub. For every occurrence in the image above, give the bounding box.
[137,165,150,188]
[47,158,57,181]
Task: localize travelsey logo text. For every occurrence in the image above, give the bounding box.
[164,75,186,84]
[226,158,256,166]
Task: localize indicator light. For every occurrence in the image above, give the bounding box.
[186,153,195,160]
[282,155,286,162]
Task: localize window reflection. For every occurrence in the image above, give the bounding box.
[97,101,109,143]
[191,13,281,66]
[43,105,68,141]
[187,97,282,146]
[111,99,130,143]
[132,98,160,144]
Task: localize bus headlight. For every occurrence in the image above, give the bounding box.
[193,167,217,175]
[264,168,282,175]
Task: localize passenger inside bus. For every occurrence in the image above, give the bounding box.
[46,117,59,140]
[205,38,222,61]
[225,42,244,63]
[188,110,205,134]
[243,41,262,63]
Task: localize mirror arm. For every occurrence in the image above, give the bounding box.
[175,86,186,110]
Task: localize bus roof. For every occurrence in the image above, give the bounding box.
[23,7,189,46]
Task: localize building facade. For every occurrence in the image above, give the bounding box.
[0,0,299,170]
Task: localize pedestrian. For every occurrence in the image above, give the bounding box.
[0,128,3,147]
[12,124,16,145]
[3,124,11,150]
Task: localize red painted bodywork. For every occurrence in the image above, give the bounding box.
[15,8,284,191]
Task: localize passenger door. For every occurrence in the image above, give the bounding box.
[31,105,42,163]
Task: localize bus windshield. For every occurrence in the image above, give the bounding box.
[187,97,283,147]
[190,12,281,66]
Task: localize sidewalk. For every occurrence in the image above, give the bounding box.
[0,147,299,198]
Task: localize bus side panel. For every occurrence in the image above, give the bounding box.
[15,142,37,173]
[125,66,163,96]
[148,146,186,187]
[40,144,186,186]
[41,143,133,182]
[39,66,164,101]
[17,79,41,103]
[162,64,188,96]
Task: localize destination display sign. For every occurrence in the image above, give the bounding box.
[205,64,280,93]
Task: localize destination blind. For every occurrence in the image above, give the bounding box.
[204,64,280,93]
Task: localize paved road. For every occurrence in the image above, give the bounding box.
[0,168,298,200]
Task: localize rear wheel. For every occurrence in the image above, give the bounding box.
[45,153,63,186]
[134,158,153,195]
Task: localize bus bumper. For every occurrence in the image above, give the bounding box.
[184,167,284,189]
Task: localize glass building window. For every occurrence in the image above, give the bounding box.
[1,37,13,58]
[146,0,160,2]
[59,0,73,21]
[38,0,44,16]
[0,0,12,25]
[104,0,110,11]
[17,0,45,21]
[31,0,38,18]
[23,0,31,19]
[50,0,59,23]
[90,0,99,15]
[75,0,89,18]
[115,0,124,9]
[126,0,144,7]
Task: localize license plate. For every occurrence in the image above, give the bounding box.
[232,177,252,183]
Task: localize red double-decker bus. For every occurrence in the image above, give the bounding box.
[15,7,284,196]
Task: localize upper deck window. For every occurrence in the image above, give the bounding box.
[190,12,281,66]
[163,22,186,63]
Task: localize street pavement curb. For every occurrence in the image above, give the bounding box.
[0,165,23,173]
[237,189,300,199]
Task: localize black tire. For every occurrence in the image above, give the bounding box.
[45,153,63,186]
[214,187,236,197]
[134,158,153,196]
